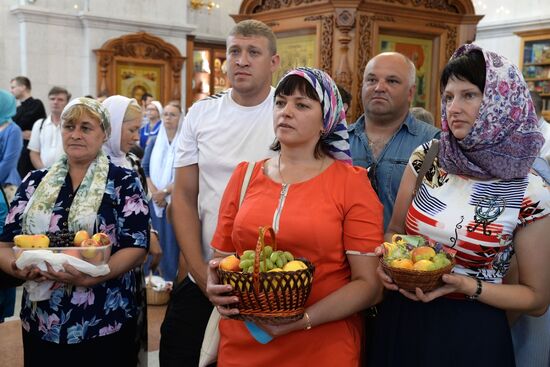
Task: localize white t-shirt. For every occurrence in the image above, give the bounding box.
[27,115,64,168]
[174,88,276,260]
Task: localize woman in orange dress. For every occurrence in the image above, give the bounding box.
[206,67,384,366]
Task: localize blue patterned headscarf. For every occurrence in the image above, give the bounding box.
[439,44,543,179]
[277,67,352,164]
[0,89,16,124]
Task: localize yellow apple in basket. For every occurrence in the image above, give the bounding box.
[413,259,436,271]
[219,255,241,272]
[73,230,90,246]
[91,232,111,246]
[390,258,414,270]
[80,238,101,260]
[411,246,436,263]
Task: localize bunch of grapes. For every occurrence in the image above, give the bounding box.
[47,230,75,248]
[239,246,295,273]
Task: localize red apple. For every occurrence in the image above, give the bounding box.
[91,232,111,246]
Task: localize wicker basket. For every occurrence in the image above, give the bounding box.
[380,255,454,292]
[217,226,315,325]
[146,285,170,305]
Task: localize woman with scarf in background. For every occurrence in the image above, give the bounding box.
[143,102,183,282]
[372,45,550,366]
[139,100,163,149]
[0,97,149,367]
[103,95,163,366]
[205,67,384,366]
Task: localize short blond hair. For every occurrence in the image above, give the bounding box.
[229,19,277,55]
[62,104,103,129]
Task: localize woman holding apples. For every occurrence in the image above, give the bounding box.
[205,67,384,366]
[371,45,550,366]
[0,97,149,366]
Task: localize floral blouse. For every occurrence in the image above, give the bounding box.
[0,163,150,344]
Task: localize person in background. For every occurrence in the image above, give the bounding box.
[348,52,439,230]
[529,91,550,160]
[0,89,23,204]
[139,100,162,148]
[207,67,383,367]
[0,97,150,367]
[9,76,46,178]
[140,93,153,125]
[0,90,23,324]
[103,94,163,367]
[373,44,550,367]
[337,84,352,117]
[28,86,71,169]
[160,19,280,366]
[143,102,183,282]
[410,106,435,126]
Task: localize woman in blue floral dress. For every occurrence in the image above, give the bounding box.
[0,97,150,367]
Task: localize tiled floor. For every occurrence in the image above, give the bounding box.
[0,287,167,367]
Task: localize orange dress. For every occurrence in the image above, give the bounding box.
[211,159,383,367]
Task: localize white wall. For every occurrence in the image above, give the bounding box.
[0,0,241,112]
[473,0,550,64]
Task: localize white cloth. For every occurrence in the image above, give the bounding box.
[102,95,133,168]
[538,117,550,160]
[27,115,64,168]
[174,88,276,261]
[15,249,110,301]
[149,114,182,217]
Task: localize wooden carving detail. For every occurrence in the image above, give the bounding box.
[427,22,458,59]
[372,0,460,13]
[334,9,355,91]
[253,0,323,12]
[94,32,185,103]
[305,15,334,75]
[353,14,374,120]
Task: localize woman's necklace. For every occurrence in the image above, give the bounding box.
[277,153,325,185]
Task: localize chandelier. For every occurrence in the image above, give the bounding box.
[189,0,220,11]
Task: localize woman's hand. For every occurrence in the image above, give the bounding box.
[10,261,47,282]
[255,317,307,338]
[152,191,168,207]
[40,262,98,288]
[398,273,477,302]
[205,258,240,318]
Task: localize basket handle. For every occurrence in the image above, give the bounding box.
[252,226,277,292]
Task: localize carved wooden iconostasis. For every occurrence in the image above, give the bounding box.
[234,0,483,125]
[94,32,185,105]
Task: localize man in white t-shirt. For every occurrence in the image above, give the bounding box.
[28,86,70,169]
[159,19,280,366]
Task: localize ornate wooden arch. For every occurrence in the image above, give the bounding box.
[94,32,185,104]
[234,0,482,124]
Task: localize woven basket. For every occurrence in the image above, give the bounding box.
[217,226,315,325]
[380,255,454,292]
[146,285,170,305]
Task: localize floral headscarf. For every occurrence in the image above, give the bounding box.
[439,44,544,179]
[0,89,16,124]
[277,67,352,164]
[61,97,112,138]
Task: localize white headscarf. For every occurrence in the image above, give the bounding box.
[149,107,183,216]
[149,101,163,122]
[102,95,134,168]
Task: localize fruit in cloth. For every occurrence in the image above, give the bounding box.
[282,260,308,272]
[219,255,241,271]
[390,258,414,269]
[411,246,436,263]
[73,230,90,246]
[80,238,101,259]
[14,234,50,248]
[413,259,436,271]
[91,232,111,246]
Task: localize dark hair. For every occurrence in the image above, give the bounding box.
[440,49,486,94]
[270,75,329,159]
[141,92,153,102]
[11,76,31,90]
[337,84,352,106]
[530,91,542,117]
[49,86,71,101]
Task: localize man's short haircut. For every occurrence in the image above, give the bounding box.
[410,107,435,125]
[11,76,31,90]
[141,92,153,103]
[48,86,71,101]
[228,19,277,55]
[530,91,542,118]
[368,53,416,87]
